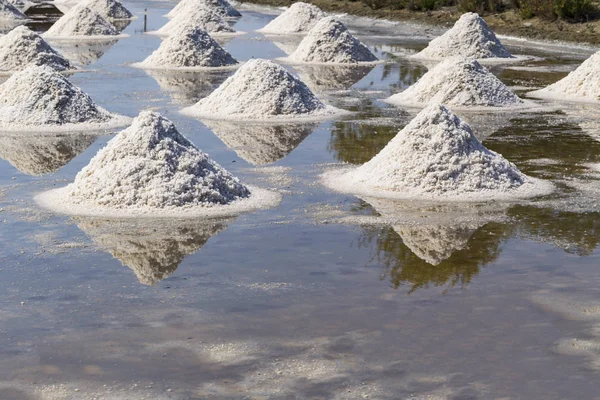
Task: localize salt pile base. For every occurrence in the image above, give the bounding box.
[413,12,513,61]
[36,111,281,217]
[134,26,238,70]
[385,58,522,109]
[257,2,324,34]
[529,51,600,104]
[153,5,237,37]
[181,58,345,122]
[0,65,128,131]
[167,0,241,19]
[323,104,553,201]
[77,0,133,21]
[0,25,74,73]
[286,17,378,65]
[0,0,26,20]
[44,6,120,38]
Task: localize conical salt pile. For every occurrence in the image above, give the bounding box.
[258,2,324,34]
[44,6,119,38]
[0,0,26,20]
[167,0,241,19]
[288,17,377,64]
[156,5,235,36]
[181,59,340,121]
[414,12,512,60]
[386,58,521,109]
[0,26,73,73]
[76,0,133,21]
[529,51,600,103]
[136,26,238,69]
[0,65,123,129]
[324,104,551,200]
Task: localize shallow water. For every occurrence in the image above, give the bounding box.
[1,2,600,399]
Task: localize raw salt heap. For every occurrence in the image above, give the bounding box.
[287,17,378,65]
[167,0,241,19]
[414,12,513,61]
[386,58,522,109]
[323,104,552,201]
[76,0,133,21]
[37,111,281,217]
[155,5,235,36]
[0,26,74,73]
[181,59,342,121]
[0,65,126,130]
[44,6,119,38]
[258,2,324,34]
[529,51,600,103]
[0,0,26,20]
[135,26,238,70]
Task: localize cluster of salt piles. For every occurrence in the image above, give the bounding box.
[181,58,341,121]
[136,25,238,69]
[287,17,377,65]
[414,12,513,60]
[0,0,26,20]
[386,58,522,108]
[0,26,73,72]
[167,0,240,19]
[529,50,600,103]
[258,2,324,34]
[323,104,551,201]
[156,4,235,36]
[0,65,124,129]
[44,5,119,38]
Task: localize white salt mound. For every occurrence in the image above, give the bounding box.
[0,25,74,72]
[0,65,124,129]
[45,6,119,38]
[414,12,512,60]
[288,17,378,65]
[386,58,522,109]
[181,59,342,121]
[156,5,235,36]
[529,51,600,103]
[76,0,133,20]
[136,26,238,69]
[258,2,324,34]
[167,0,241,19]
[0,0,26,20]
[323,104,552,201]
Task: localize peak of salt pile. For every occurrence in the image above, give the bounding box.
[156,5,235,36]
[414,12,512,60]
[386,58,521,109]
[167,0,241,19]
[288,17,378,64]
[0,65,122,129]
[137,26,238,69]
[77,0,133,21]
[324,104,551,201]
[258,2,324,34]
[182,59,340,121]
[0,26,73,72]
[0,0,26,20]
[45,6,119,38]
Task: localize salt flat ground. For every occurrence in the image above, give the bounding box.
[1,1,600,399]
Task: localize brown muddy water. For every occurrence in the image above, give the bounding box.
[1,1,600,399]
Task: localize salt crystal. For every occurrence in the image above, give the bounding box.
[0,0,26,20]
[167,0,240,19]
[154,4,236,37]
[258,2,324,34]
[44,5,119,38]
[75,0,133,21]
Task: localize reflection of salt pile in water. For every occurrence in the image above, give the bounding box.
[155,5,235,36]
[44,6,119,38]
[324,104,551,201]
[287,17,377,64]
[386,58,522,109]
[76,0,132,21]
[0,134,95,175]
[167,0,241,19]
[0,0,26,20]
[51,39,117,65]
[258,2,324,34]
[296,64,374,92]
[0,65,125,130]
[145,69,228,104]
[181,59,342,121]
[0,25,73,72]
[529,51,600,103]
[203,120,317,165]
[413,13,513,60]
[76,217,231,285]
[135,26,237,70]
